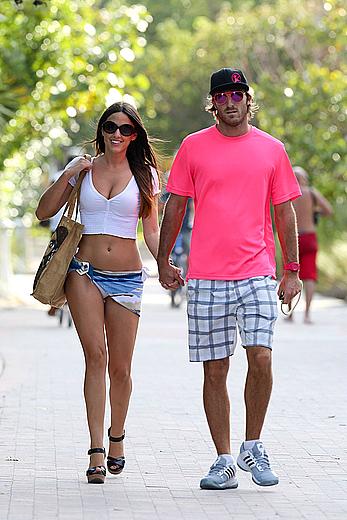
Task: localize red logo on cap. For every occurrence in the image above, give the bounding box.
[231,72,241,83]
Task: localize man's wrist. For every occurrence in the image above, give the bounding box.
[284,270,300,277]
[283,261,300,272]
[157,255,170,266]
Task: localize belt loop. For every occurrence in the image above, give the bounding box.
[76,260,90,276]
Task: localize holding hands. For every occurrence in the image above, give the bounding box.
[158,260,185,291]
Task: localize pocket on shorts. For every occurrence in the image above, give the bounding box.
[244,276,278,316]
[249,275,277,289]
[265,275,278,290]
[187,279,211,305]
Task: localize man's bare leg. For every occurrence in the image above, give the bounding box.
[244,347,272,440]
[236,346,278,486]
[203,357,230,454]
[200,357,238,490]
[304,280,315,324]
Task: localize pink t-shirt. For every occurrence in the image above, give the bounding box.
[167,125,301,280]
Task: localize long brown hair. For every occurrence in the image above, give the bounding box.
[92,102,160,218]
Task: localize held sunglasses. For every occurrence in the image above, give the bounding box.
[279,290,302,317]
[212,91,246,105]
[102,120,136,137]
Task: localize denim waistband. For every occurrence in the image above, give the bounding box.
[69,257,147,280]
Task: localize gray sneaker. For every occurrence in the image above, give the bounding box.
[237,441,279,486]
[200,455,238,490]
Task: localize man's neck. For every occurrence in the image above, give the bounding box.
[216,120,251,137]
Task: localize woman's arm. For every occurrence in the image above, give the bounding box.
[142,195,160,259]
[35,156,91,221]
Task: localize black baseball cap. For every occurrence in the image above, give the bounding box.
[210,68,249,95]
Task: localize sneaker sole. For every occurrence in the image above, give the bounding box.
[237,462,279,487]
[200,478,238,490]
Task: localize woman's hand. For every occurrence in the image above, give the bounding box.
[63,155,92,180]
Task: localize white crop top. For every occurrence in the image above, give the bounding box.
[67,157,160,239]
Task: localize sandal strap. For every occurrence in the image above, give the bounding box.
[107,455,125,463]
[88,447,106,456]
[86,465,106,476]
[108,427,125,443]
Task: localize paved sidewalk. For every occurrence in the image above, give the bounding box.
[0,276,346,520]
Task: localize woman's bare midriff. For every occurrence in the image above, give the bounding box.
[76,235,142,271]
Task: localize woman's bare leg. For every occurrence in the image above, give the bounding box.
[65,272,107,470]
[104,300,139,463]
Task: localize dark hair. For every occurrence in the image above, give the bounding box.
[205,91,258,120]
[91,102,160,219]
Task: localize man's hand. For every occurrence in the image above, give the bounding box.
[158,260,185,291]
[277,272,302,304]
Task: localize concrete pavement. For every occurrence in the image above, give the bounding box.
[0,274,346,519]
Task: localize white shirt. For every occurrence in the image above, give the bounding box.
[68,158,160,239]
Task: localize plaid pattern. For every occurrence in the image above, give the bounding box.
[187,276,278,362]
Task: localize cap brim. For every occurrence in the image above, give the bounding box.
[210,82,249,95]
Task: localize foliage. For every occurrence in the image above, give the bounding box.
[139,0,346,243]
[0,0,346,261]
[0,0,152,221]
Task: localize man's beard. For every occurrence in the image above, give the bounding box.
[218,108,248,127]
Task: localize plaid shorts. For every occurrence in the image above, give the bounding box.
[187,276,278,362]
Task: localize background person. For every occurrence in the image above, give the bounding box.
[291,166,333,323]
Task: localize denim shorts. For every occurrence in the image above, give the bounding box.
[187,276,278,362]
[68,257,148,316]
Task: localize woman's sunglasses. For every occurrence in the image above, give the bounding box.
[102,120,136,136]
[212,91,245,105]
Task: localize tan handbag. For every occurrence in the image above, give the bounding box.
[31,169,87,308]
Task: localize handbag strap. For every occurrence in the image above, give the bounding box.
[65,156,93,219]
[65,170,86,220]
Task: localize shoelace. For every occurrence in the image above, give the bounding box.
[254,452,271,472]
[210,461,234,477]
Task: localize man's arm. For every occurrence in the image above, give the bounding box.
[312,187,334,216]
[274,201,302,304]
[157,194,187,290]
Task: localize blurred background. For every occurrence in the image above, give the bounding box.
[0,0,346,302]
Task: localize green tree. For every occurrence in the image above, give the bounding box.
[0,0,152,221]
[139,0,346,239]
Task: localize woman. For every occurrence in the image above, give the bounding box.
[36,102,161,483]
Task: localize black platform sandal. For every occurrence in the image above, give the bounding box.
[107,427,125,475]
[86,447,106,484]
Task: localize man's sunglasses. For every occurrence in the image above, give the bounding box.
[102,121,136,136]
[212,91,245,105]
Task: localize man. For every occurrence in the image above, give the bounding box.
[157,68,302,490]
[291,166,333,323]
